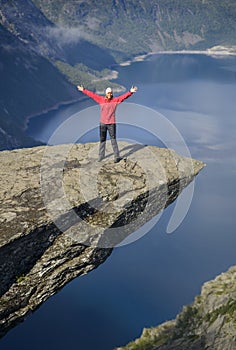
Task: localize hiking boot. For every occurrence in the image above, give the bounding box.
[114,157,122,163]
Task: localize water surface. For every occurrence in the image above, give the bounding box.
[1,53,236,350]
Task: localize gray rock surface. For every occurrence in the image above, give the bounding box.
[0,141,204,338]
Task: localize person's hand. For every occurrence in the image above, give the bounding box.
[130,85,138,93]
[77,85,84,91]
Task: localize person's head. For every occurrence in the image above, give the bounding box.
[105,87,113,99]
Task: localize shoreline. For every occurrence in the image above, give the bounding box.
[153,49,236,56]
[92,69,119,82]
[119,47,236,66]
[25,47,236,132]
[23,95,85,131]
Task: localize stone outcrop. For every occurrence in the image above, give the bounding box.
[0,141,204,338]
[116,266,236,350]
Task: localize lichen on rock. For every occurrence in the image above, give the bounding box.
[116,266,236,350]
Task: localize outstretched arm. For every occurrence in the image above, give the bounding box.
[115,85,138,103]
[77,85,84,91]
[130,85,138,93]
[77,85,103,103]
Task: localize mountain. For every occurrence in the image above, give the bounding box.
[0,142,205,338]
[0,0,119,67]
[0,0,124,150]
[116,265,236,350]
[1,0,236,150]
[32,0,236,56]
[0,22,80,150]
[0,6,80,150]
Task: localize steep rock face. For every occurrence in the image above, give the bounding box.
[32,0,236,54]
[0,0,118,67]
[0,22,78,151]
[117,266,236,350]
[0,142,204,338]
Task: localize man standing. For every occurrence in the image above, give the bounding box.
[77,84,138,163]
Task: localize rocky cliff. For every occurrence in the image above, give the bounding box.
[0,141,204,338]
[117,266,236,350]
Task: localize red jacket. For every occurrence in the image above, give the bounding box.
[82,89,133,124]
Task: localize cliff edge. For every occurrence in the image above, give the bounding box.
[117,264,236,350]
[0,141,204,338]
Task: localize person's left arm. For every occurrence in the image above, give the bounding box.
[115,86,138,103]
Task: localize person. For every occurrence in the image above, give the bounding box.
[77,84,138,163]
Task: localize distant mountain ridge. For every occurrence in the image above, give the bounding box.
[0,0,236,150]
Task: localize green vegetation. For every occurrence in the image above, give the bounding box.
[118,325,173,350]
[1,0,236,150]
[16,274,26,284]
[54,61,122,92]
[206,300,236,325]
[173,305,200,339]
[119,298,236,349]
[32,0,236,55]
[30,1,236,93]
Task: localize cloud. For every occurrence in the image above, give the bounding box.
[45,25,86,46]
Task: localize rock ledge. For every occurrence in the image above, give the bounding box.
[0,142,205,338]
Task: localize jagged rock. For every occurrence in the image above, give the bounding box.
[117,266,236,350]
[0,141,204,338]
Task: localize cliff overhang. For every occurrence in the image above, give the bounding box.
[0,141,205,338]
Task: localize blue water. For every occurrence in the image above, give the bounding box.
[1,54,236,350]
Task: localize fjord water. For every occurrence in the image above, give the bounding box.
[2,54,236,349]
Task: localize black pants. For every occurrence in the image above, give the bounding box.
[99,123,120,159]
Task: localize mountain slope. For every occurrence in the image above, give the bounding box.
[0,23,79,150]
[0,0,122,67]
[117,265,236,350]
[1,0,236,150]
[0,0,126,151]
[32,0,236,57]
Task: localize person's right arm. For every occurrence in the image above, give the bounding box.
[77,85,103,103]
